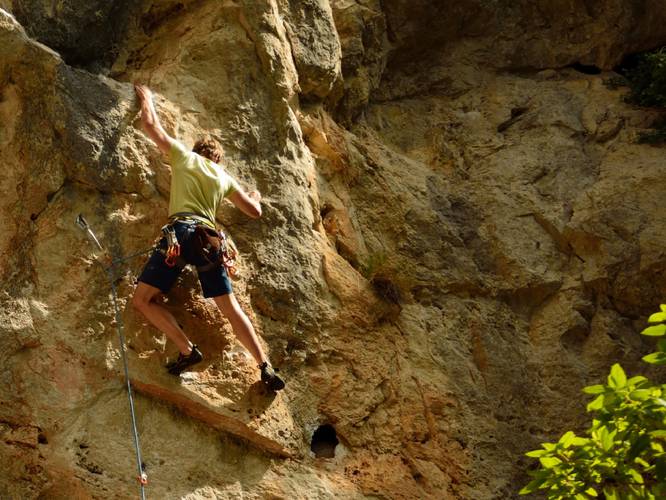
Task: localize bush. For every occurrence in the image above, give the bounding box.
[614,48,666,144]
[625,49,666,108]
[521,306,666,499]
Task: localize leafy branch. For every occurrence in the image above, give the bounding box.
[521,305,666,499]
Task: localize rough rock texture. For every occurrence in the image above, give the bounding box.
[1,1,666,499]
[9,0,138,69]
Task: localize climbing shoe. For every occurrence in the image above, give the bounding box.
[167,345,203,375]
[259,362,285,392]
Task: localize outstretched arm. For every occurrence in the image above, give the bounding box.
[228,189,262,219]
[134,84,174,156]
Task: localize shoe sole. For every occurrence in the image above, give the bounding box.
[263,376,285,391]
[167,360,202,376]
[166,353,203,376]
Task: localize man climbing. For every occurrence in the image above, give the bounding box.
[131,84,284,391]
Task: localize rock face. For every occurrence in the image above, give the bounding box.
[1,1,665,499]
[9,0,137,69]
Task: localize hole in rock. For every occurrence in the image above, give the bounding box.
[38,432,48,444]
[570,62,601,75]
[371,276,402,304]
[30,213,38,221]
[320,203,334,220]
[311,424,339,458]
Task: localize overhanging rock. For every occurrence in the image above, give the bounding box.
[129,378,294,459]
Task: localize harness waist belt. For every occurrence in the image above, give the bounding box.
[169,211,215,228]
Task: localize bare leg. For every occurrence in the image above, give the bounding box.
[133,282,192,355]
[213,293,267,365]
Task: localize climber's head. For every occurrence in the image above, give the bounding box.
[193,136,224,163]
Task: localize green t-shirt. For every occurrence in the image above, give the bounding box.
[168,140,239,227]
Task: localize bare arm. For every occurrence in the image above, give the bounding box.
[134,84,174,156]
[228,189,262,219]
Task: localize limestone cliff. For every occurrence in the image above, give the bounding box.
[1,1,666,498]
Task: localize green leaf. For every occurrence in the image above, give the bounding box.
[650,430,666,439]
[660,304,666,313]
[539,456,561,469]
[628,485,642,496]
[628,468,644,484]
[648,311,666,323]
[608,364,627,389]
[599,426,614,451]
[642,324,666,336]
[603,487,619,500]
[585,488,598,497]
[587,395,604,411]
[658,339,666,352]
[519,476,546,495]
[628,375,648,386]
[583,385,605,395]
[525,449,547,457]
[630,389,652,400]
[559,431,576,447]
[642,352,666,365]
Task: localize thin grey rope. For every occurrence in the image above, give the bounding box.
[76,214,148,499]
[108,269,147,500]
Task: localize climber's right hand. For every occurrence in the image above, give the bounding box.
[134,83,153,103]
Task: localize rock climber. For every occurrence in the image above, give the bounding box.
[131,83,284,391]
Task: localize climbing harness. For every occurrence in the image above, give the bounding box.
[162,214,239,277]
[75,214,148,500]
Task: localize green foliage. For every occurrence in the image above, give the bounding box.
[521,306,666,499]
[625,49,666,107]
[616,48,666,144]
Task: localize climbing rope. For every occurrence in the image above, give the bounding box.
[109,271,148,498]
[76,214,149,499]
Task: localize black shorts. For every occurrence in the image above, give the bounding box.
[138,221,233,298]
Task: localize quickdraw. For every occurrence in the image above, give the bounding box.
[162,224,181,267]
[218,231,238,278]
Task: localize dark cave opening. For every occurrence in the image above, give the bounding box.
[311,424,339,458]
[569,62,602,75]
